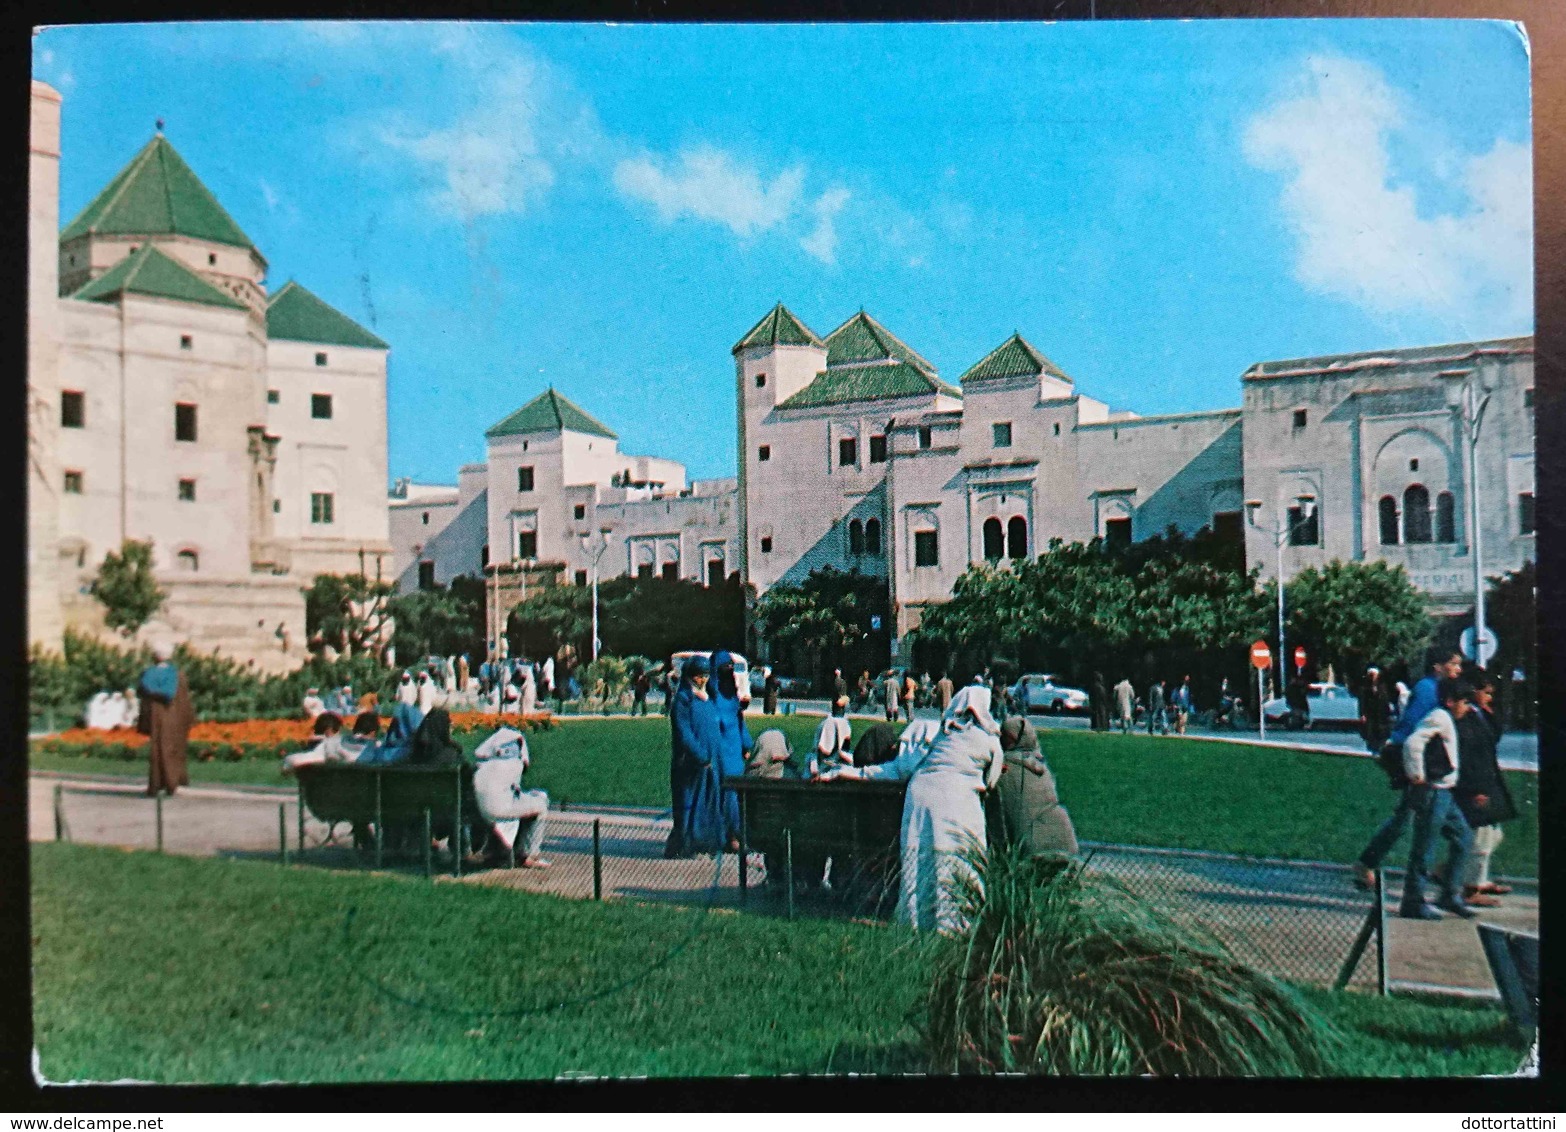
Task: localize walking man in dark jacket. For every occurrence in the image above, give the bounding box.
[1452,672,1516,906]
[1358,666,1393,753]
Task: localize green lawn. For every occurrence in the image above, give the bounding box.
[30,716,1538,876]
[31,844,1528,1082]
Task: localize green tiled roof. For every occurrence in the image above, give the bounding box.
[60,135,257,251]
[779,361,959,409]
[960,333,1071,384]
[71,245,246,311]
[486,388,618,440]
[732,303,824,353]
[824,311,938,376]
[267,281,388,349]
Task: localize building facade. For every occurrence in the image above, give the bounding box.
[389,388,737,645]
[390,309,1534,666]
[28,82,392,669]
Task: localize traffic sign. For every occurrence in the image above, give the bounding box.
[1250,640,1272,670]
[1461,626,1499,666]
[1294,645,1307,669]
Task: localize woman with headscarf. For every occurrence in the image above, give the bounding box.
[137,641,193,797]
[667,654,721,857]
[834,688,1003,934]
[416,670,438,714]
[696,649,751,852]
[990,716,1079,858]
[518,661,538,716]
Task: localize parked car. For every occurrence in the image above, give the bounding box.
[747,666,811,697]
[1261,682,1360,730]
[671,650,751,705]
[1010,674,1091,715]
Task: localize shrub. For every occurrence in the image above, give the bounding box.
[921,847,1338,1076]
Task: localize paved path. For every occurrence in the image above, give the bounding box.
[31,771,1534,997]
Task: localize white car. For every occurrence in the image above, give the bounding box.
[1010,674,1091,715]
[671,650,751,705]
[1261,682,1361,729]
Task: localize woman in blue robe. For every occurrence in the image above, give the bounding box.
[698,649,752,851]
[666,655,719,857]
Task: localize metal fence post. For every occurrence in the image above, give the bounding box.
[453,768,463,879]
[592,819,603,901]
[1375,867,1389,996]
[785,827,795,921]
[155,793,164,854]
[53,784,63,842]
[296,779,305,855]
[423,808,432,880]
[374,772,384,870]
[738,802,749,902]
[279,804,289,865]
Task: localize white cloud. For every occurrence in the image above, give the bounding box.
[379,52,558,221]
[799,187,851,264]
[1243,54,1532,328]
[614,146,806,238]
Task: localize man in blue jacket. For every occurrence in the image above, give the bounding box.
[1351,646,1463,889]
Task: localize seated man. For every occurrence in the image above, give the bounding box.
[809,698,854,779]
[301,687,326,719]
[281,713,366,774]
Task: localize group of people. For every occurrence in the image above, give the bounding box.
[83,687,141,731]
[1104,674,1197,735]
[1352,646,1517,920]
[835,669,957,721]
[670,661,1077,935]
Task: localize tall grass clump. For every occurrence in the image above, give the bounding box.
[921,847,1339,1076]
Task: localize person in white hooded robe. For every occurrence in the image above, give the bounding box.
[416,670,438,714]
[832,689,1002,934]
[396,671,418,707]
[519,662,538,716]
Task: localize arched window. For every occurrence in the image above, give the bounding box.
[982,517,1004,561]
[1007,516,1028,560]
[1378,496,1400,546]
[176,549,199,572]
[848,519,865,556]
[1435,491,1456,543]
[1403,485,1432,544]
[864,518,882,557]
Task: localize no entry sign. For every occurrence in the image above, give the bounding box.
[1294,646,1307,669]
[1250,640,1272,670]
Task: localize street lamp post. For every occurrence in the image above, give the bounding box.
[1440,366,1498,667]
[1246,494,1318,693]
[580,528,612,663]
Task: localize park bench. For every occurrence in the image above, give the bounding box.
[293,762,489,877]
[730,777,906,916]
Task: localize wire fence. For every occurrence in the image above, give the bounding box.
[44,781,1417,991]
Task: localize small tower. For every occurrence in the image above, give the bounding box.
[732,303,827,588]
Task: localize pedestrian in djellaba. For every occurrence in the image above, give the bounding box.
[138,640,193,797]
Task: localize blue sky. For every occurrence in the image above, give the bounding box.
[34,20,1532,484]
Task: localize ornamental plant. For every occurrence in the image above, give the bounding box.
[921,846,1338,1076]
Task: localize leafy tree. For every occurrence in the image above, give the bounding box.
[1279,561,1431,684]
[1482,560,1535,727]
[89,540,166,637]
[507,575,746,665]
[389,576,485,661]
[751,568,890,689]
[916,529,1268,699]
[305,573,396,658]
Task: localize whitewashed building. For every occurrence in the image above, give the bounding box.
[28,82,392,669]
[389,388,737,640]
[387,305,1534,666]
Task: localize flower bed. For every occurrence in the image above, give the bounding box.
[30,713,554,763]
